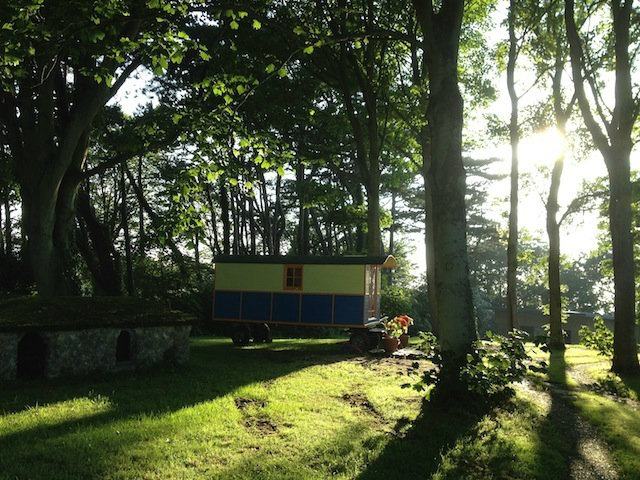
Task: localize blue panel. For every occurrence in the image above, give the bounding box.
[273,293,300,323]
[242,292,271,321]
[301,295,332,324]
[214,290,241,319]
[334,296,364,326]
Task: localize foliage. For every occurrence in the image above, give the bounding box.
[579,316,614,357]
[380,286,414,322]
[407,330,547,402]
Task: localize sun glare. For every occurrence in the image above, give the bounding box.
[520,128,567,169]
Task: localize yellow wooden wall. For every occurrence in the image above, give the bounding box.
[214,263,366,295]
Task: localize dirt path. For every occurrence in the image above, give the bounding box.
[520,375,619,480]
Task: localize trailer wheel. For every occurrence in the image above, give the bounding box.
[349,331,375,353]
[231,325,251,346]
[252,323,272,343]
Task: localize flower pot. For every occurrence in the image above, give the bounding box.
[399,334,410,348]
[382,336,400,354]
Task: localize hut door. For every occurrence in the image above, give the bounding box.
[367,266,379,320]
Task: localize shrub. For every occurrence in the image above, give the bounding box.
[579,316,613,357]
[406,330,547,403]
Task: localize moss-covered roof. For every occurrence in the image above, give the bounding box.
[0,296,195,332]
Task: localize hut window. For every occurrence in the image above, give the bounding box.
[284,265,303,290]
[17,332,46,379]
[116,330,133,362]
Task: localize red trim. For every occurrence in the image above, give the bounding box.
[283,264,303,291]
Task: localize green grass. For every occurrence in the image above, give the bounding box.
[0,338,626,479]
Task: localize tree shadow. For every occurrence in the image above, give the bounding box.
[535,350,591,479]
[0,338,351,479]
[354,390,491,479]
[618,372,640,399]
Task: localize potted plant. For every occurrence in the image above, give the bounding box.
[396,315,414,348]
[382,317,405,353]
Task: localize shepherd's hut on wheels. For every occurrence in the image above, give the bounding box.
[211,255,397,349]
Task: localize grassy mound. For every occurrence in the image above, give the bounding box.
[0,296,194,331]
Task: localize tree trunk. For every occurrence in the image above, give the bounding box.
[0,197,4,255]
[120,166,134,296]
[547,151,564,350]
[194,229,201,281]
[76,189,122,296]
[220,179,231,255]
[3,192,11,257]
[137,156,145,256]
[506,0,519,331]
[565,0,639,373]
[414,0,476,359]
[608,154,639,372]
[365,173,382,255]
[387,190,396,287]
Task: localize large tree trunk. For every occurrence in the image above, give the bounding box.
[414,0,476,361]
[506,0,519,331]
[608,153,638,372]
[565,0,639,373]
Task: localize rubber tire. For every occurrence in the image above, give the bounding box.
[252,323,272,343]
[231,325,251,346]
[350,331,374,352]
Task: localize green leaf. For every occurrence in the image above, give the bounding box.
[245,181,253,190]
[230,20,239,30]
[293,26,304,35]
[252,19,261,30]
[303,45,314,55]
[238,11,248,18]
[265,63,276,74]
[223,94,233,104]
[199,51,211,61]
[277,167,285,176]
[277,67,287,77]
[229,178,238,186]
[236,84,246,94]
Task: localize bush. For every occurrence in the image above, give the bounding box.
[406,330,547,403]
[579,316,613,357]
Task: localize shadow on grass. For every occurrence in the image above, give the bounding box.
[619,372,640,399]
[532,349,581,480]
[354,391,490,480]
[0,338,349,479]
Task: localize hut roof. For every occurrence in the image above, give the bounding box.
[214,255,397,268]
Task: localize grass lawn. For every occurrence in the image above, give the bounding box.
[0,338,633,479]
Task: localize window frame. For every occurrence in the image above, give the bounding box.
[283,264,304,291]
